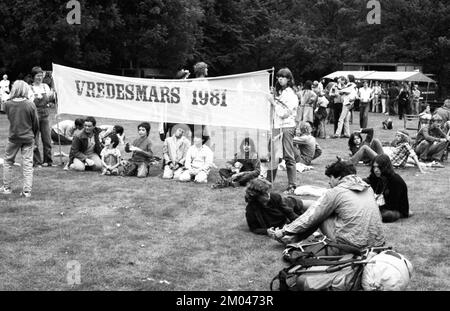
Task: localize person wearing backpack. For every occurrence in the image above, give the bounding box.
[268,159,385,249]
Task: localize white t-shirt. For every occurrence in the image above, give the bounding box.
[28,83,52,101]
[0,79,10,101]
[273,87,298,129]
[359,87,373,102]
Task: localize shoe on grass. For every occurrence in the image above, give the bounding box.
[19,191,31,198]
[283,185,296,195]
[0,186,12,195]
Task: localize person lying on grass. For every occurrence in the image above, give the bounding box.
[245,178,315,235]
[100,134,121,176]
[213,137,261,188]
[347,128,384,165]
[68,116,103,172]
[364,154,411,223]
[346,129,425,173]
[179,134,214,183]
[267,159,385,250]
[122,122,154,178]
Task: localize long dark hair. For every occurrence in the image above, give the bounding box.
[303,80,313,90]
[370,154,395,178]
[275,67,295,95]
[348,132,363,150]
[239,137,256,155]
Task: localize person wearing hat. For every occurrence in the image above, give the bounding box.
[414,114,450,163]
[348,129,425,173]
[28,66,55,167]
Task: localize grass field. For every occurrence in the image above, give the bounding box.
[0,109,449,291]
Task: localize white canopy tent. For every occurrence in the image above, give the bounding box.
[361,71,436,83]
[323,70,436,84]
[322,71,375,80]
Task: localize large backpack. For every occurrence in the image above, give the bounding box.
[270,235,391,291]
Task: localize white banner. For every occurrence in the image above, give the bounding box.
[53,64,271,130]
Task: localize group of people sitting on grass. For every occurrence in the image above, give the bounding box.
[245,155,412,251]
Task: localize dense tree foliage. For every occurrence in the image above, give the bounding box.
[0,0,448,95]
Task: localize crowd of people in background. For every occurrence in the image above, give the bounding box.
[1,65,449,253]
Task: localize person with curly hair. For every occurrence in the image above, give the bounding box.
[267,159,385,249]
[245,178,314,235]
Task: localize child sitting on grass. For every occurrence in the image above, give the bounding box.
[100,134,121,176]
[123,122,154,178]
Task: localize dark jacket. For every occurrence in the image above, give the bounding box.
[69,128,102,164]
[227,152,261,180]
[245,193,301,235]
[415,125,447,147]
[364,173,409,218]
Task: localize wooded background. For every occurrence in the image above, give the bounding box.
[0,0,449,96]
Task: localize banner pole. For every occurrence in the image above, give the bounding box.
[269,67,275,183]
[54,93,63,166]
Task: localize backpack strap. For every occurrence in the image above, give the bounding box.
[325,241,362,256]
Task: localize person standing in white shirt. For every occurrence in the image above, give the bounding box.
[358,81,374,129]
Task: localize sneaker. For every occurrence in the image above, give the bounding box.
[42,162,57,167]
[0,186,12,195]
[54,152,69,157]
[19,191,31,198]
[331,134,339,139]
[283,185,296,195]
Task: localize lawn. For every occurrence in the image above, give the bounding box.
[0,109,449,291]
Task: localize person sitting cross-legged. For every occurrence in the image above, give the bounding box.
[123,122,154,178]
[364,154,411,223]
[245,179,315,235]
[162,127,190,180]
[293,121,321,166]
[179,134,214,183]
[213,137,261,188]
[267,159,385,250]
[100,133,122,176]
[68,116,103,172]
[413,114,450,163]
